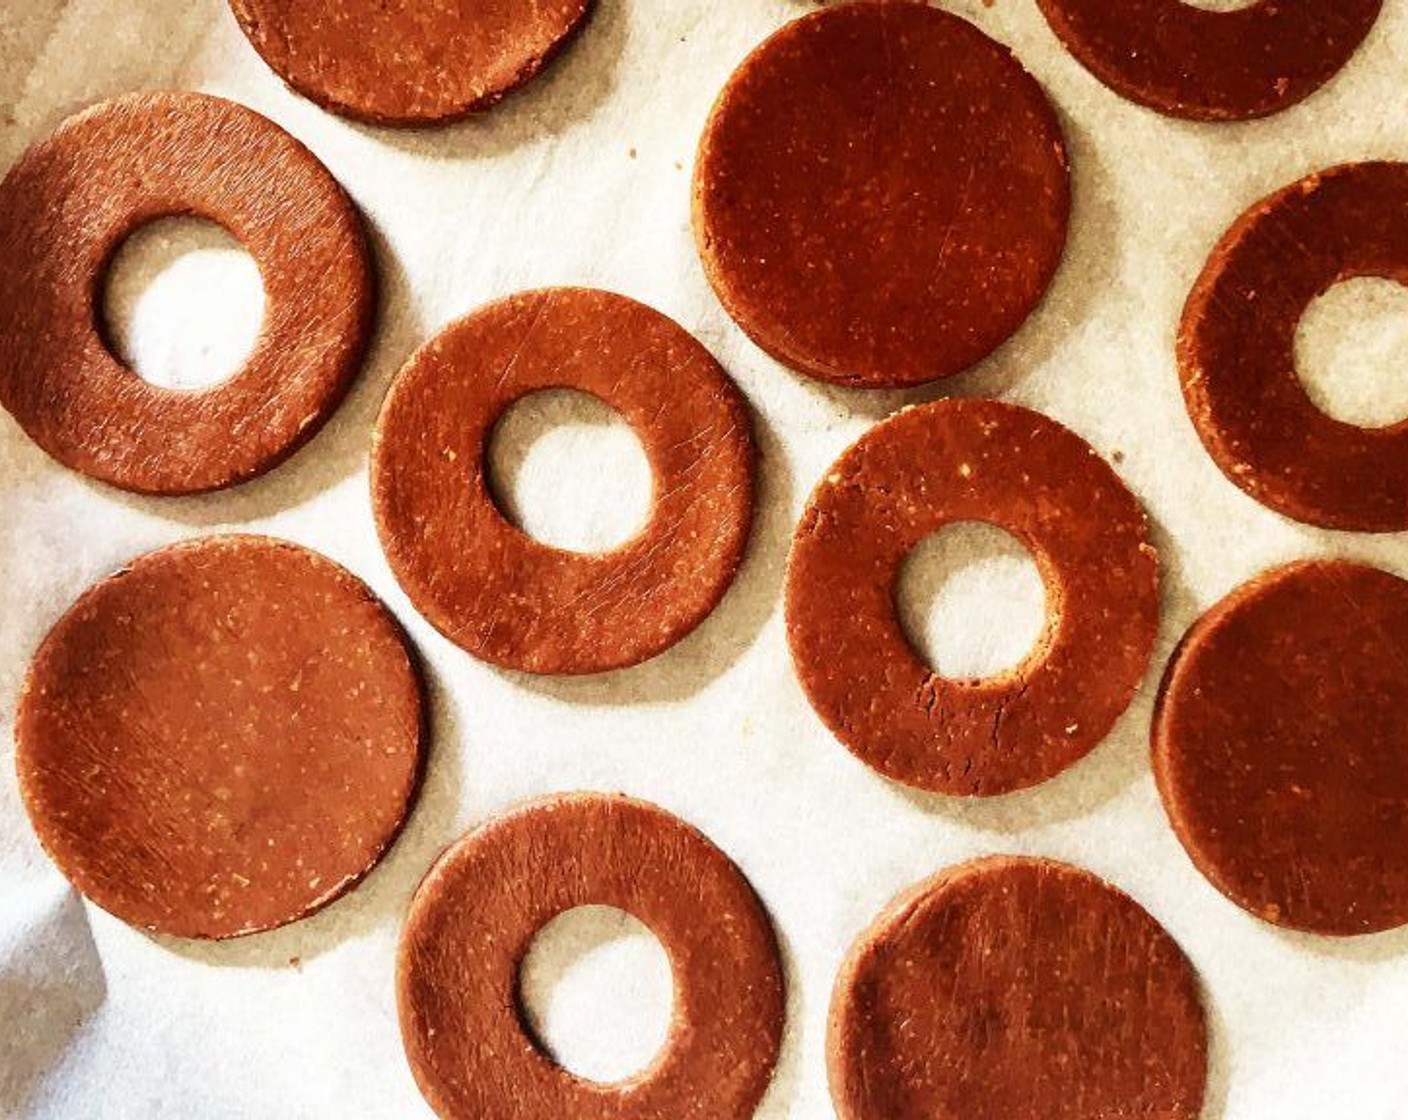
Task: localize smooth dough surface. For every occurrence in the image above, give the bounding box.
[16,535,425,940]
[693,0,1069,387]
[1038,0,1381,121]
[228,0,595,126]
[828,856,1208,1120]
[1155,559,1408,935]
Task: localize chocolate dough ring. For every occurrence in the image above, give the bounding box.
[372,287,754,676]
[0,92,373,496]
[1037,0,1381,122]
[228,0,595,127]
[1179,162,1408,531]
[786,399,1158,796]
[15,535,425,941]
[828,856,1208,1120]
[692,1,1069,388]
[397,793,785,1120]
[1154,560,1408,936]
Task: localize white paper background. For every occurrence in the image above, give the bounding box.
[5,1,1408,1116]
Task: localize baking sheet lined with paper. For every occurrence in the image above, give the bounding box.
[4,1,1408,1117]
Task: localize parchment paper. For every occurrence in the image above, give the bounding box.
[4,1,1408,1116]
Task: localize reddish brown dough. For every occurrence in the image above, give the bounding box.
[1037,0,1380,121]
[0,91,374,495]
[787,400,1158,796]
[228,0,595,127]
[1180,162,1408,531]
[828,856,1208,1120]
[372,287,754,676]
[692,1,1069,388]
[15,535,425,941]
[1154,560,1408,936]
[398,793,785,1120]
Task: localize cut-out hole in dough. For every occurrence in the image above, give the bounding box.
[102,216,265,391]
[1295,276,1408,429]
[897,521,1048,680]
[518,905,673,1084]
[487,389,653,553]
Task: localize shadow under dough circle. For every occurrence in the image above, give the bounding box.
[228,0,596,126]
[1179,162,1408,531]
[1155,559,1408,936]
[786,399,1159,796]
[1036,0,1381,121]
[0,91,374,496]
[397,793,785,1120]
[15,535,426,941]
[371,287,755,676]
[828,856,1208,1120]
[692,0,1070,388]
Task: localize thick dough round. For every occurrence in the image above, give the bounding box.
[1038,0,1380,121]
[828,856,1208,1120]
[0,92,374,495]
[1154,559,1408,935]
[1179,162,1408,531]
[787,399,1158,796]
[398,793,785,1120]
[228,0,595,127]
[372,287,754,676]
[15,535,425,940]
[692,1,1069,388]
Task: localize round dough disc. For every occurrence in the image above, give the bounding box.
[693,1,1069,388]
[1155,559,1408,935]
[228,0,595,126]
[829,856,1208,1120]
[16,535,425,940]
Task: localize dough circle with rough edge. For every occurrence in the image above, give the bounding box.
[692,0,1070,388]
[397,793,785,1120]
[228,0,595,127]
[1155,560,1408,936]
[0,91,374,496]
[786,399,1158,796]
[372,287,754,676]
[15,535,426,941]
[1037,0,1381,122]
[1180,162,1408,531]
[828,856,1208,1120]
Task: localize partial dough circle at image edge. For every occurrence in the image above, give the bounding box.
[828,856,1208,1120]
[397,793,785,1120]
[1154,559,1408,936]
[228,0,596,126]
[1179,161,1408,531]
[1036,0,1382,121]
